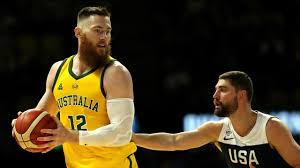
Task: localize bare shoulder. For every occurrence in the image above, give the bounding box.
[104,61,132,82]
[50,60,64,73]
[265,116,300,167]
[46,60,64,89]
[103,61,133,99]
[198,120,224,140]
[202,120,224,129]
[52,60,64,68]
[266,117,292,144]
[106,61,131,75]
[48,60,64,79]
[266,117,288,134]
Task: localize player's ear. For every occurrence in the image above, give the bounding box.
[239,90,247,101]
[74,27,82,38]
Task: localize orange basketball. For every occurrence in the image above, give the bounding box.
[13,109,57,152]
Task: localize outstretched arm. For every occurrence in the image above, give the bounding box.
[132,121,223,151]
[267,118,300,168]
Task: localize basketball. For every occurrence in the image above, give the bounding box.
[13,108,57,152]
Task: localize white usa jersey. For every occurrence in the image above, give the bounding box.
[217,111,291,168]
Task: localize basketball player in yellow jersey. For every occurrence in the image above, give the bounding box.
[11,6,138,168]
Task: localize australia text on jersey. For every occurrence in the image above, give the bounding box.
[57,95,99,112]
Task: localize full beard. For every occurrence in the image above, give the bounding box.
[214,96,238,117]
[79,38,111,68]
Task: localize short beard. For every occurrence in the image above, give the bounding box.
[214,96,238,117]
[80,36,111,67]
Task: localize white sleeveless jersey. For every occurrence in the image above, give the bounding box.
[217,111,291,168]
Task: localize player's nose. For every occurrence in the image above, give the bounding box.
[213,90,219,99]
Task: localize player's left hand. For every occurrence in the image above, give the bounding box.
[36,115,79,153]
[11,111,23,137]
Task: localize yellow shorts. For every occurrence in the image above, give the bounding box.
[127,154,138,168]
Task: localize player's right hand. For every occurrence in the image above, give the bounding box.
[11,111,23,137]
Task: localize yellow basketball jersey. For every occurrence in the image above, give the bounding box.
[52,55,138,168]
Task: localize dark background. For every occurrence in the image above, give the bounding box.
[2,0,300,167]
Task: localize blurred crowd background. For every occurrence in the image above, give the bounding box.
[2,0,300,167]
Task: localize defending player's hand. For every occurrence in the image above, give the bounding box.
[36,115,79,153]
